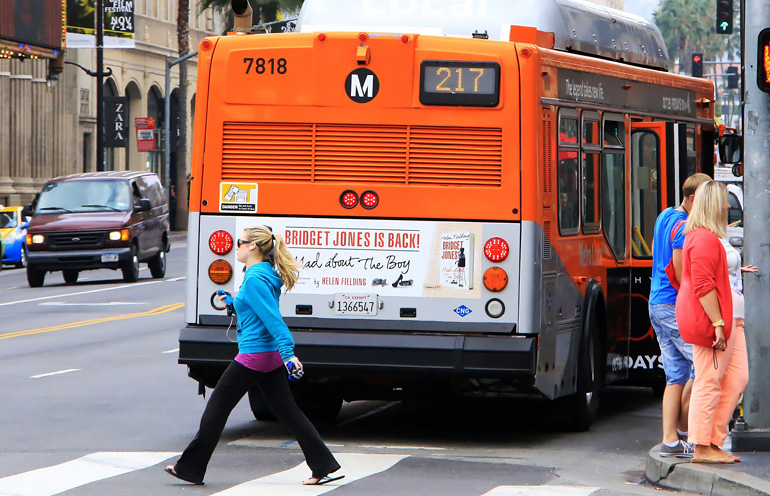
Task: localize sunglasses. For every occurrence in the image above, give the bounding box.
[237,238,252,248]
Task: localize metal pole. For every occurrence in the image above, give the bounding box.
[732,0,770,451]
[96,0,104,171]
[164,51,198,200]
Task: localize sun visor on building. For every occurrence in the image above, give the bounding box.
[296,0,669,71]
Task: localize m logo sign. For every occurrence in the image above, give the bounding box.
[345,68,379,103]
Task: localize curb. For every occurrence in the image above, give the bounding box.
[645,445,770,496]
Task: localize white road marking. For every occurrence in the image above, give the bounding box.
[29,369,80,379]
[0,278,185,307]
[162,348,179,354]
[210,452,407,496]
[39,302,145,307]
[0,451,179,496]
[482,486,600,496]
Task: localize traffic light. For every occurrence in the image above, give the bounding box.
[726,66,739,89]
[691,53,704,78]
[759,29,770,93]
[716,0,734,35]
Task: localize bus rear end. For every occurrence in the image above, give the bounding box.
[180,26,544,414]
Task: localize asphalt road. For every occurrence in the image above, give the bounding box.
[0,237,685,496]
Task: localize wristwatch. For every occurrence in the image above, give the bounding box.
[712,319,725,327]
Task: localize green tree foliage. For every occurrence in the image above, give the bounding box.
[653,0,740,72]
[199,0,304,32]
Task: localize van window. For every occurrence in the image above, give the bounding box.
[37,181,132,213]
[138,176,164,207]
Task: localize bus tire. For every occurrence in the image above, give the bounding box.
[562,301,605,431]
[248,389,277,422]
[291,387,343,424]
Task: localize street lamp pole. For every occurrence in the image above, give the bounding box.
[96,0,105,171]
[163,50,198,199]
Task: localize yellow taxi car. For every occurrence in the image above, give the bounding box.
[1,205,29,268]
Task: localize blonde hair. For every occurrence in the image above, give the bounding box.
[684,181,728,238]
[243,225,302,291]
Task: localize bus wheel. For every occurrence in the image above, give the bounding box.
[248,389,276,422]
[563,312,603,431]
[292,388,343,424]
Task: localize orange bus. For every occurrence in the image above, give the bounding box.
[179,0,716,430]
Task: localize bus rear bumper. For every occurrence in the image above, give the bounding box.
[178,326,537,377]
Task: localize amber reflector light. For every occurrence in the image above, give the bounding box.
[209,259,233,284]
[484,237,509,262]
[482,266,508,292]
[209,230,233,255]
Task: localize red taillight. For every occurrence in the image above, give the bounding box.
[360,190,379,209]
[209,230,233,255]
[340,190,359,209]
[484,237,509,262]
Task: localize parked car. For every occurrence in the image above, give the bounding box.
[0,205,29,268]
[24,171,170,287]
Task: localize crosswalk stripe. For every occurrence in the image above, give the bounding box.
[0,452,179,496]
[210,452,407,496]
[481,486,600,496]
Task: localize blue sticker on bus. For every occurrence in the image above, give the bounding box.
[454,305,472,317]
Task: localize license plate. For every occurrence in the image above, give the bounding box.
[333,293,378,316]
[101,253,119,263]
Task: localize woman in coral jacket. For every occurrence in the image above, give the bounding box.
[676,181,748,464]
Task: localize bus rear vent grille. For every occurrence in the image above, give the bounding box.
[221,122,503,186]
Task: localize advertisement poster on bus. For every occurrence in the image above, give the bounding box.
[234,217,483,299]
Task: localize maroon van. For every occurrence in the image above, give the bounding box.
[24,171,170,287]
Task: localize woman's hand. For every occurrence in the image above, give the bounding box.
[713,326,726,351]
[741,265,759,273]
[285,356,303,372]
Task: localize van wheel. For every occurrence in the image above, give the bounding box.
[148,249,166,278]
[122,246,140,282]
[16,245,27,268]
[27,266,46,287]
[62,270,79,284]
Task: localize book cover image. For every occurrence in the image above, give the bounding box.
[439,231,474,290]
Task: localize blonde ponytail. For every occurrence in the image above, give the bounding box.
[243,225,302,291]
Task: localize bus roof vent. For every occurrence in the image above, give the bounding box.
[296,0,669,71]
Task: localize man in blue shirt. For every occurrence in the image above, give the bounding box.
[649,173,710,457]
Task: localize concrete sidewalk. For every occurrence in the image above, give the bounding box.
[646,445,770,495]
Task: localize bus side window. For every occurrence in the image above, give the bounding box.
[582,112,601,234]
[630,130,660,259]
[602,117,626,260]
[558,110,580,235]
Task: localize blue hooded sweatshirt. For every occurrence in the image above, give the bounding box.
[232,262,295,361]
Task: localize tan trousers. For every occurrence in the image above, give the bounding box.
[688,320,748,447]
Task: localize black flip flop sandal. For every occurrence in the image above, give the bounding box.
[302,474,345,485]
[164,465,204,485]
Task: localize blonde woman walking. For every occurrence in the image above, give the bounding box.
[166,225,343,485]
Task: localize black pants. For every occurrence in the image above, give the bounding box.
[174,361,340,482]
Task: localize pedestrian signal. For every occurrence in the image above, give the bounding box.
[726,66,739,89]
[716,0,733,34]
[759,29,770,94]
[691,53,703,78]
